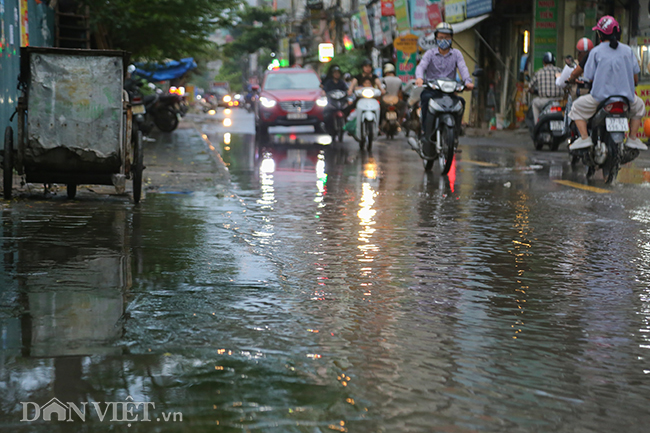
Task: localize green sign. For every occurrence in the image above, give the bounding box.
[533,0,558,71]
[394,0,409,32]
[396,50,416,82]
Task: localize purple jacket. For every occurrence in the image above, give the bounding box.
[415,47,472,85]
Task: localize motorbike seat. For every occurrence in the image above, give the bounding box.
[382,94,399,105]
[143,94,158,105]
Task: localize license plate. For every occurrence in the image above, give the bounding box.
[549,120,564,131]
[132,104,145,114]
[287,113,308,120]
[386,112,398,120]
[606,117,628,132]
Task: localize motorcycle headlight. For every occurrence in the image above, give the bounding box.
[362,88,375,98]
[223,95,232,103]
[437,80,457,93]
[260,96,277,108]
[329,90,346,99]
[316,96,328,107]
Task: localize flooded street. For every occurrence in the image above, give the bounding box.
[2,110,650,432]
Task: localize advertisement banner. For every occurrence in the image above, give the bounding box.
[351,14,365,46]
[381,0,395,16]
[381,16,393,45]
[466,0,492,18]
[444,0,466,24]
[427,2,443,28]
[533,0,558,71]
[397,50,417,83]
[19,0,28,47]
[409,0,431,30]
[394,0,410,32]
[359,5,373,41]
[372,2,384,46]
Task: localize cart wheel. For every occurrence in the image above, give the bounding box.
[67,184,77,199]
[4,126,14,200]
[133,130,144,204]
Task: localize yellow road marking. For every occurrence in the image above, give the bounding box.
[554,180,611,193]
[459,160,499,167]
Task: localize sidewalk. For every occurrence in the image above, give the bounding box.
[2,121,229,200]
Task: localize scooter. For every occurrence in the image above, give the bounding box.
[380,94,401,139]
[402,80,421,137]
[407,78,465,173]
[354,87,381,151]
[527,96,567,151]
[569,96,641,183]
[324,89,349,142]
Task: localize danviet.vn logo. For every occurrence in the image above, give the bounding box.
[21,396,183,424]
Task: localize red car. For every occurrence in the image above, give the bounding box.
[255,68,327,134]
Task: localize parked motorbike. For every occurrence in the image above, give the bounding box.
[407,78,465,173]
[380,94,400,139]
[527,96,567,151]
[324,89,349,142]
[353,87,381,151]
[124,80,184,133]
[568,96,640,183]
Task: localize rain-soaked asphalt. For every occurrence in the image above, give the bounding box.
[2,109,650,432]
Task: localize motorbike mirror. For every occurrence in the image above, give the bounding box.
[472,68,484,77]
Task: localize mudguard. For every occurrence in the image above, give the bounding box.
[438,113,455,128]
[363,111,376,122]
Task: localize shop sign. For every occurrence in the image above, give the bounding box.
[397,50,417,83]
[381,0,395,16]
[427,2,443,28]
[466,0,492,18]
[444,0,466,24]
[534,0,558,70]
[394,0,410,32]
[394,34,419,54]
[19,0,28,47]
[409,0,431,30]
[351,14,366,46]
[359,4,373,41]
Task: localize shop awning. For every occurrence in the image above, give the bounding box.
[419,13,491,51]
[134,58,197,82]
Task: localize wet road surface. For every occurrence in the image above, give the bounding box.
[2,109,650,432]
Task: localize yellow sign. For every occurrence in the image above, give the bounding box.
[636,84,650,138]
[393,34,419,54]
[444,0,466,24]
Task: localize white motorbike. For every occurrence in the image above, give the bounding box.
[354,87,381,151]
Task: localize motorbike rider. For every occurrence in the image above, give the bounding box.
[322,65,348,93]
[414,22,474,137]
[568,16,647,151]
[528,52,563,123]
[381,63,407,124]
[556,38,594,98]
[348,59,384,95]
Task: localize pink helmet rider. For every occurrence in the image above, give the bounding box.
[576,37,594,52]
[592,16,620,35]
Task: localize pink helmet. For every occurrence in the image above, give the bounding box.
[576,37,594,52]
[592,16,620,35]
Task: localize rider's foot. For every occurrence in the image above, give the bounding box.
[569,137,593,150]
[625,137,648,150]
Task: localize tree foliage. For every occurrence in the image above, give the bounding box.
[82,0,239,61]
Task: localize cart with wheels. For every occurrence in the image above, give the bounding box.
[2,47,143,203]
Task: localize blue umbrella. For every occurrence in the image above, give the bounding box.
[134,58,197,81]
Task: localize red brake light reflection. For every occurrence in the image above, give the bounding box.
[604,102,628,114]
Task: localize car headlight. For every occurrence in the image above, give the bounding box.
[260,96,277,108]
[361,88,375,99]
[223,95,232,103]
[316,96,328,107]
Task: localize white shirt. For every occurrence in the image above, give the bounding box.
[555,65,575,88]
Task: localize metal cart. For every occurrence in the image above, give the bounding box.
[2,47,143,203]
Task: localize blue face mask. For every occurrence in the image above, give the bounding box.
[437,39,452,50]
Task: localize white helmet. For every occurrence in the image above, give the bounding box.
[383,63,395,74]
